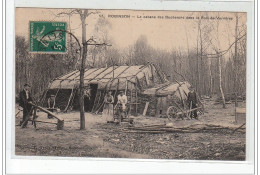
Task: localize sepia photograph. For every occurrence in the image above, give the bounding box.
[15,8,247,161]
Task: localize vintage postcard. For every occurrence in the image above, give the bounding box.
[15,8,247,161]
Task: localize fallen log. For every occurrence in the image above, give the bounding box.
[126,123,245,133]
[131,125,168,129]
[122,130,166,134]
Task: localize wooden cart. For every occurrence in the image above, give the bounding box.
[166,100,204,121]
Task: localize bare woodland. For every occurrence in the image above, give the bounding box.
[16,11,246,104]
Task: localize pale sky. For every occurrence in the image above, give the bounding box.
[16,8,246,52]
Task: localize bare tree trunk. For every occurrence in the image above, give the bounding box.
[196,22,200,95]
[79,10,88,130]
[199,24,203,96]
[209,58,213,97]
[234,14,238,107]
[218,53,226,108]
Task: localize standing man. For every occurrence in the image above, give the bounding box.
[84,85,92,112]
[47,94,56,109]
[187,87,198,119]
[47,94,56,119]
[115,91,127,122]
[19,84,33,127]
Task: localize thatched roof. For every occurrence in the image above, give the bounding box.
[142,81,191,99]
[48,64,168,90]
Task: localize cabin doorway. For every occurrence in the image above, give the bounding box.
[84,84,98,112]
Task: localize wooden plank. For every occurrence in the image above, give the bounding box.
[29,102,64,121]
[142,102,149,116]
[64,87,75,112]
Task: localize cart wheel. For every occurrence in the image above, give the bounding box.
[166,106,179,121]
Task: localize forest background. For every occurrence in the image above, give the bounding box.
[15,9,247,102]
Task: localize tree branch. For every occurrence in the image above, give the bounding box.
[203,33,246,58]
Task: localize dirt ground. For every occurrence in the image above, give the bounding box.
[15,98,246,160]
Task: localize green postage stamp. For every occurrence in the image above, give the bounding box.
[29,21,67,53]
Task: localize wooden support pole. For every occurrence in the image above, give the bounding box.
[93,91,102,113]
[91,89,100,112]
[142,102,149,116]
[64,87,74,112]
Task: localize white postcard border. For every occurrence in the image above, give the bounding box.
[6,0,255,174]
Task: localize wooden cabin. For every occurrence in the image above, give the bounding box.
[42,63,170,115]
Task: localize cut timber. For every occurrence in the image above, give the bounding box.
[142,102,149,116]
[126,123,245,133]
[29,102,64,122]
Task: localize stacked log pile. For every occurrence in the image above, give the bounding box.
[123,123,245,134]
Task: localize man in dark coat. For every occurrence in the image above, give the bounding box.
[187,87,198,119]
[19,84,33,127]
